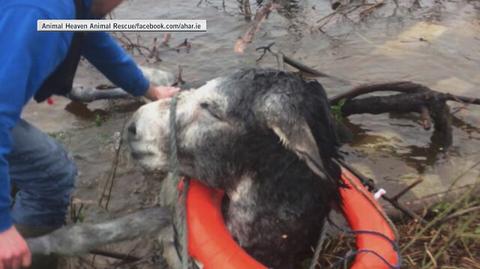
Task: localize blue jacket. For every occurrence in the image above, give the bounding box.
[0,0,150,231]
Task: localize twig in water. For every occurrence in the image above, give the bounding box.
[359,0,385,18]
[255,43,348,83]
[256,43,285,69]
[148,37,161,62]
[242,0,252,21]
[316,11,338,30]
[162,33,171,47]
[390,179,424,201]
[116,33,162,62]
[176,39,192,53]
[98,118,127,210]
[172,66,186,87]
[235,1,280,54]
[255,42,276,63]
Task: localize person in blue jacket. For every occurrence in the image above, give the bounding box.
[0,0,179,268]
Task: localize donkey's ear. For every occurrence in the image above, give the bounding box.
[259,92,326,178]
[268,118,327,179]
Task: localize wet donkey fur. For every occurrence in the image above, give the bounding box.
[127,68,342,268]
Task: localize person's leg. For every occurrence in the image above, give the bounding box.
[7,119,77,268]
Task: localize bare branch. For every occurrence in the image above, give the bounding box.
[330,81,429,104]
[235,1,279,54]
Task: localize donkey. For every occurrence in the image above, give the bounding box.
[127,68,342,268]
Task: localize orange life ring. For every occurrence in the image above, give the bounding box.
[186,166,399,269]
[339,167,399,269]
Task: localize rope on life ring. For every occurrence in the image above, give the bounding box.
[185,166,400,269]
[339,168,401,269]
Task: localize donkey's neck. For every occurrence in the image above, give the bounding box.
[223,147,332,267]
[224,144,321,218]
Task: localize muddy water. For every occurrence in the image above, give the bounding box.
[114,0,480,206]
[21,0,479,266]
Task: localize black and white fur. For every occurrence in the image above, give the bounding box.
[127,68,342,268]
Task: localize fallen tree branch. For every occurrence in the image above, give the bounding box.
[331,82,480,148]
[339,92,442,115]
[235,1,279,54]
[331,82,480,105]
[445,92,480,105]
[330,81,427,103]
[27,207,171,256]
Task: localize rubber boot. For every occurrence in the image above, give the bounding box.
[15,224,59,269]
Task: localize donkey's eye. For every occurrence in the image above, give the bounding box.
[200,102,223,120]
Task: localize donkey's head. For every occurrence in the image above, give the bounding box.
[127,68,340,191]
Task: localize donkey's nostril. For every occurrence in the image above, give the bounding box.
[128,122,137,136]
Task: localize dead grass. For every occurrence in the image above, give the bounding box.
[315,185,480,269]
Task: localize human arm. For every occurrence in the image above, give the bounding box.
[82,32,178,100]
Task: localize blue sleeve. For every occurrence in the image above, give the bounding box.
[0,7,67,232]
[82,32,149,96]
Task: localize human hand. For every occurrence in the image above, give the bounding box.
[0,226,31,269]
[144,84,180,101]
